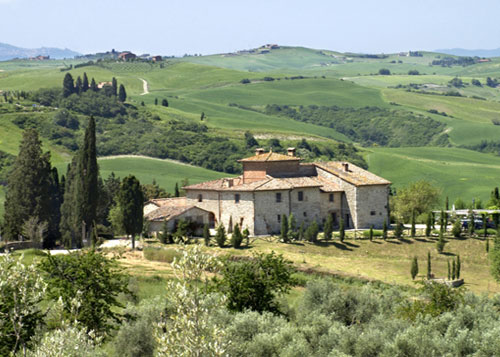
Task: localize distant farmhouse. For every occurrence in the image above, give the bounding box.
[29,55,50,60]
[118,51,136,61]
[145,149,390,236]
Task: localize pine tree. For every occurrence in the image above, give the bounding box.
[447,260,451,280]
[426,212,432,237]
[382,219,388,240]
[452,259,456,280]
[456,255,461,279]
[155,98,158,105]
[3,129,53,241]
[112,77,118,96]
[411,256,418,280]
[203,224,210,246]
[90,78,98,92]
[82,72,89,92]
[427,251,432,279]
[118,175,144,249]
[75,76,82,95]
[410,210,416,238]
[62,73,75,98]
[436,230,446,253]
[339,218,345,242]
[118,84,127,102]
[324,214,333,241]
[280,214,288,242]
[231,223,243,248]
[215,224,226,248]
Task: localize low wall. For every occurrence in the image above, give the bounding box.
[0,241,40,253]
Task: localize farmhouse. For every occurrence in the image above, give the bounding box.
[118,51,136,61]
[145,148,390,236]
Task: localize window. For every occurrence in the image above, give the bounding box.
[197,194,203,202]
[276,192,282,203]
[235,194,240,203]
[329,193,334,202]
[298,191,304,201]
[370,211,376,216]
[277,215,281,222]
[303,211,307,217]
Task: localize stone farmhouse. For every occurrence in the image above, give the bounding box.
[145,148,391,236]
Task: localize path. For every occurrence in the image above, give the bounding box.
[98,154,198,168]
[139,78,149,95]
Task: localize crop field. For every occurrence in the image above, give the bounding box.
[366,146,500,202]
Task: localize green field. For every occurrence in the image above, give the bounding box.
[366,147,500,202]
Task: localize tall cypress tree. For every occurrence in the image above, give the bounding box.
[90,78,98,92]
[45,167,62,248]
[112,77,118,96]
[82,72,89,92]
[60,157,80,247]
[118,84,126,102]
[75,76,82,95]
[62,73,75,98]
[3,129,53,241]
[118,175,144,249]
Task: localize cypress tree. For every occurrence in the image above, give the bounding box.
[445,196,449,210]
[62,73,75,97]
[394,220,403,239]
[456,255,461,279]
[436,230,446,253]
[447,260,451,280]
[298,222,305,241]
[174,183,180,197]
[203,224,210,246]
[231,223,243,248]
[45,167,62,248]
[369,225,374,241]
[118,175,144,249]
[452,219,462,238]
[410,210,416,238]
[382,219,388,240]
[452,259,456,280]
[427,251,432,279]
[118,84,126,102]
[469,211,475,236]
[82,72,89,92]
[324,213,333,241]
[280,214,288,242]
[75,76,82,95]
[440,210,445,233]
[426,212,432,237]
[411,256,418,280]
[155,98,158,105]
[60,157,79,247]
[3,129,53,241]
[90,78,98,92]
[288,213,297,240]
[339,218,345,242]
[242,227,250,246]
[112,77,118,96]
[162,98,169,107]
[215,224,226,247]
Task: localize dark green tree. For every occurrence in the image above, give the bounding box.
[452,259,456,280]
[452,219,462,238]
[62,72,75,97]
[426,212,432,237]
[410,210,416,238]
[244,131,259,148]
[339,218,345,242]
[298,222,305,241]
[288,213,297,240]
[231,223,243,248]
[154,98,158,105]
[306,220,319,243]
[203,224,210,246]
[200,112,205,121]
[90,78,98,92]
[394,220,404,239]
[445,196,449,210]
[280,214,288,242]
[324,213,333,241]
[118,175,143,249]
[382,219,388,240]
[411,256,418,280]
[60,158,79,247]
[82,72,89,92]
[118,84,127,102]
[436,230,446,253]
[39,250,131,336]
[112,77,118,96]
[427,251,432,279]
[174,182,180,197]
[215,224,226,248]
[456,255,461,279]
[75,76,82,95]
[161,98,168,107]
[3,129,53,241]
[469,211,475,236]
[447,260,451,280]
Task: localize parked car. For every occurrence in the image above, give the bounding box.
[462,218,494,230]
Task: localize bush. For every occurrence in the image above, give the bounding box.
[476,228,497,236]
[215,224,227,248]
[379,68,391,75]
[408,70,419,75]
[143,247,181,263]
[240,78,251,84]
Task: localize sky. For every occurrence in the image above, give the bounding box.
[1,0,500,55]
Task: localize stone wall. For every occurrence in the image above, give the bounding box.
[148,207,211,236]
[219,191,255,234]
[355,185,389,229]
[289,187,321,228]
[186,190,220,223]
[319,192,342,226]
[254,190,290,235]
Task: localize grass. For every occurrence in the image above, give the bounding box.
[143,246,181,263]
[366,146,500,202]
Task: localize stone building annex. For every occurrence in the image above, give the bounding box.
[145,148,391,236]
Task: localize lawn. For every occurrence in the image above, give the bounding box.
[366,146,500,202]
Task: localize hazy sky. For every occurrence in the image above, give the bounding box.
[1,0,499,55]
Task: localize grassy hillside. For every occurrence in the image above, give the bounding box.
[366,147,500,202]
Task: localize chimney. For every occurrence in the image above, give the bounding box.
[255,148,265,156]
[225,178,234,188]
[343,163,349,172]
[287,147,296,157]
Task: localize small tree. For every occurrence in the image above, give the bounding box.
[174,219,190,243]
[394,220,403,239]
[410,210,416,238]
[411,256,419,280]
[215,224,226,248]
[203,224,210,246]
[452,219,462,238]
[161,99,168,107]
[306,221,319,243]
[280,214,288,242]
[118,84,127,102]
[118,175,144,249]
[382,219,388,240]
[174,182,180,197]
[456,255,461,279]
[339,218,345,242]
[452,259,456,280]
[427,251,432,279]
[154,98,158,105]
[159,221,169,244]
[200,112,205,121]
[379,68,391,75]
[468,211,475,237]
[231,223,243,249]
[288,213,297,240]
[447,260,451,280]
[242,227,250,246]
[487,237,490,252]
[298,222,305,241]
[436,230,446,253]
[21,216,48,245]
[369,225,374,241]
[426,212,432,237]
[440,210,445,233]
[324,214,333,241]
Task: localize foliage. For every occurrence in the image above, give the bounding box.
[217,251,296,314]
[39,250,131,337]
[391,180,441,222]
[436,230,446,253]
[203,223,211,246]
[280,214,288,242]
[426,212,432,237]
[231,223,243,248]
[305,220,319,243]
[155,245,228,356]
[215,224,226,248]
[427,251,432,279]
[0,253,46,355]
[452,219,462,238]
[411,256,419,280]
[378,68,391,75]
[394,220,403,238]
[410,211,416,237]
[287,213,297,241]
[118,175,144,248]
[324,213,333,241]
[339,218,345,242]
[490,234,500,282]
[143,247,181,263]
[21,216,48,245]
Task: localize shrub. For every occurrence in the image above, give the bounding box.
[143,247,181,263]
[476,228,497,236]
[394,221,404,238]
[203,224,210,246]
[305,221,319,243]
[411,256,419,280]
[451,220,462,238]
[436,231,446,253]
[240,78,251,84]
[215,224,227,248]
[408,70,419,75]
[231,224,243,249]
[378,68,391,75]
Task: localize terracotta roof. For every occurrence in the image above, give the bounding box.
[254,176,322,191]
[316,177,343,192]
[145,205,211,222]
[238,151,300,162]
[314,162,391,186]
[146,197,187,207]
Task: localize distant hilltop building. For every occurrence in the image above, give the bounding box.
[29,55,50,60]
[118,51,136,61]
[145,149,390,236]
